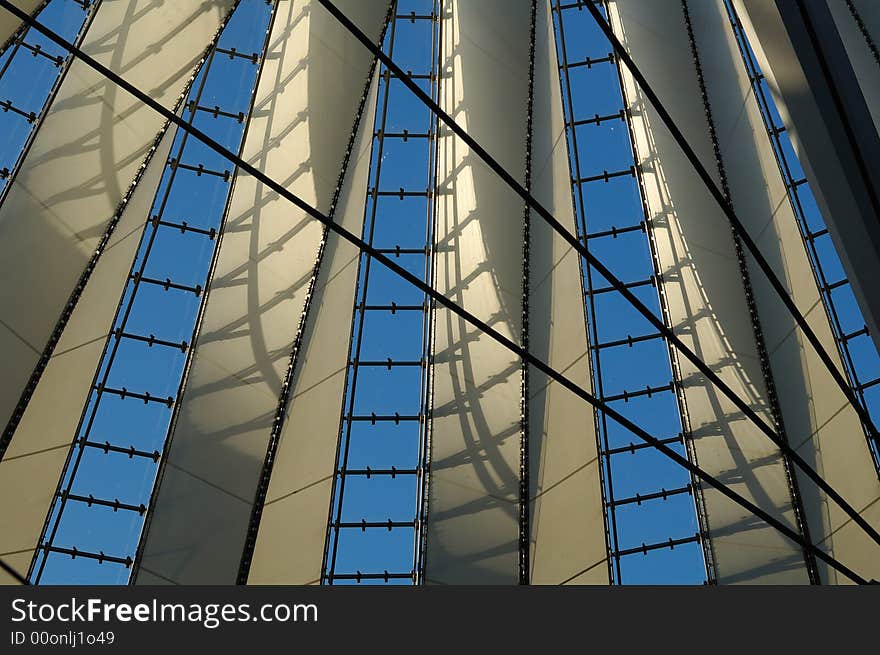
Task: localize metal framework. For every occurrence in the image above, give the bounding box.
[578,0,880,461]
[322,0,439,585]
[312,0,880,583]
[0,0,878,585]
[519,0,538,586]
[554,0,711,584]
[0,1,91,195]
[322,0,880,563]
[21,0,275,584]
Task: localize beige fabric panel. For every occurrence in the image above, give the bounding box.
[0,0,235,434]
[527,0,608,586]
[0,550,32,585]
[425,0,529,585]
[829,0,880,130]
[246,68,380,585]
[708,0,880,584]
[137,0,388,585]
[0,0,41,52]
[0,122,177,586]
[608,0,809,584]
[774,297,880,585]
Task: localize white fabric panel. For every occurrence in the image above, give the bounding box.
[0,0,41,52]
[425,0,530,585]
[137,0,389,585]
[527,0,608,585]
[0,122,177,586]
[728,0,880,584]
[829,0,880,130]
[246,67,380,585]
[608,0,809,584]
[0,0,235,436]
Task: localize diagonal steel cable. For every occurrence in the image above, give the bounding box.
[1,0,871,585]
[579,0,880,457]
[0,556,29,584]
[315,0,880,551]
